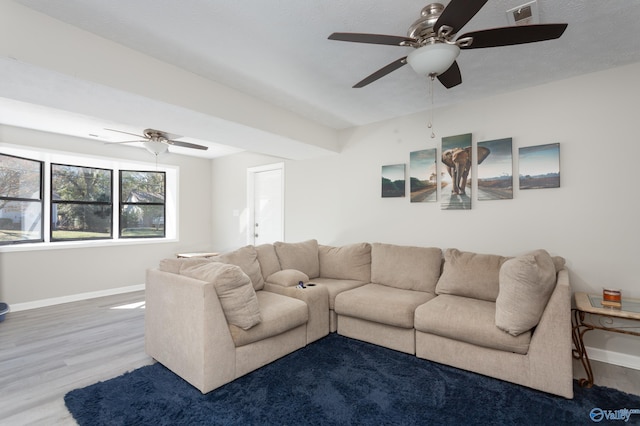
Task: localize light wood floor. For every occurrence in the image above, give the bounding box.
[0,291,153,426]
[0,291,638,426]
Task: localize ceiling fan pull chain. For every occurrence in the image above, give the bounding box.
[428,74,436,139]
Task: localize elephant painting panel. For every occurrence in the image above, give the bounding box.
[477,138,513,200]
[410,148,437,203]
[441,133,489,210]
[381,164,406,198]
[519,143,560,189]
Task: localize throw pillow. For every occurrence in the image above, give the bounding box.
[266,269,310,287]
[180,261,262,330]
[495,249,557,336]
[211,245,265,291]
[274,239,320,278]
[435,249,509,302]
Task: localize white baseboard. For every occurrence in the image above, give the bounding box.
[585,345,640,371]
[9,284,145,312]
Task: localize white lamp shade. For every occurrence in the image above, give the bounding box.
[143,140,168,155]
[406,43,460,76]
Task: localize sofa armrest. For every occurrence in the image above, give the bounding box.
[263,282,329,344]
[526,268,573,398]
[145,268,236,393]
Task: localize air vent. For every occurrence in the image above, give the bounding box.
[506,1,539,26]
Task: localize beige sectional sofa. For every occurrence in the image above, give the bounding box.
[145,240,573,399]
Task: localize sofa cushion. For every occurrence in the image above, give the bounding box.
[266,269,309,287]
[211,245,265,291]
[435,249,509,302]
[274,239,320,278]
[371,243,442,293]
[309,277,367,309]
[179,261,262,330]
[495,250,559,336]
[319,243,371,282]
[229,291,308,347]
[415,294,531,354]
[158,257,209,274]
[335,283,434,328]
[256,243,281,281]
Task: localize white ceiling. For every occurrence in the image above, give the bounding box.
[4,0,640,158]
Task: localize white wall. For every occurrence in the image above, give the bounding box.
[211,62,640,363]
[0,125,214,305]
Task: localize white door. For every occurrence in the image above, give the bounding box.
[248,163,284,245]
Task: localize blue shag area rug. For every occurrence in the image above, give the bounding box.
[65,334,640,425]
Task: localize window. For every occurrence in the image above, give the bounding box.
[0,144,177,250]
[0,153,44,245]
[119,170,166,238]
[51,164,113,241]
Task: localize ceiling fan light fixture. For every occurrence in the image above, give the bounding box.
[406,43,460,76]
[143,140,168,155]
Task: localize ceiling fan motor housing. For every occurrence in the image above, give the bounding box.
[407,3,444,42]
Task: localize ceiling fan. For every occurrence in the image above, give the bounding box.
[105,128,208,155]
[328,0,568,89]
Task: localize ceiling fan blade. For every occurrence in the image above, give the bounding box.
[353,57,407,88]
[459,24,568,49]
[167,140,209,150]
[437,61,462,89]
[434,0,488,34]
[104,128,146,139]
[329,32,415,46]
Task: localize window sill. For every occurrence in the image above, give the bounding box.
[0,237,178,253]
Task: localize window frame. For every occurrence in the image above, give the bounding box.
[0,143,178,252]
[50,162,114,242]
[0,152,45,245]
[119,169,166,239]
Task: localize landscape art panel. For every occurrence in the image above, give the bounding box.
[410,148,437,203]
[477,138,513,200]
[381,164,405,197]
[519,143,560,189]
[441,133,473,210]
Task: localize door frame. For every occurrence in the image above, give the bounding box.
[246,162,285,245]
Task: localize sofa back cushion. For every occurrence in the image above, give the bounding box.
[274,239,320,279]
[371,243,442,292]
[158,257,209,274]
[179,261,262,330]
[255,244,282,281]
[495,250,563,336]
[436,249,509,302]
[319,243,372,282]
[212,245,265,291]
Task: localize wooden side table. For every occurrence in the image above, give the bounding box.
[176,252,219,258]
[572,292,640,387]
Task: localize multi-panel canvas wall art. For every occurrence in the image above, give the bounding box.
[410,149,437,203]
[441,133,473,210]
[381,164,406,197]
[519,143,560,189]
[477,138,513,200]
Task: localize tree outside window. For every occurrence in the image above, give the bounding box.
[120,170,165,238]
[0,153,44,245]
[51,164,113,241]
